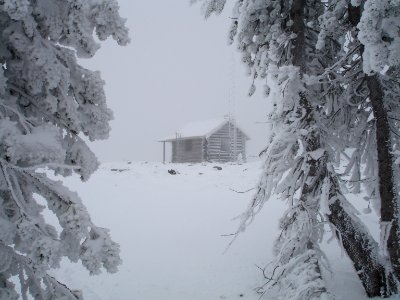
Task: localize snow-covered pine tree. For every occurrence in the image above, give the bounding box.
[358,0,400,284]
[194,0,346,298]
[0,1,129,299]
[230,2,338,298]
[194,0,400,298]
[317,0,400,295]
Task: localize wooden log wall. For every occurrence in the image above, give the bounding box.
[206,122,246,162]
[171,138,204,163]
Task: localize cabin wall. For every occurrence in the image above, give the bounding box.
[206,123,247,162]
[171,138,204,163]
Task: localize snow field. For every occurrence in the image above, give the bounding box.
[49,161,389,300]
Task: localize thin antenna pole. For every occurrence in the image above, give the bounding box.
[228,48,237,161]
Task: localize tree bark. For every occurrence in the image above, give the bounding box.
[290,0,306,71]
[348,0,400,284]
[289,1,329,296]
[367,75,400,282]
[319,4,400,297]
[328,175,397,297]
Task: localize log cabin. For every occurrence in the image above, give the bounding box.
[160,118,249,163]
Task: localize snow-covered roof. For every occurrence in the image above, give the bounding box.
[160,118,249,142]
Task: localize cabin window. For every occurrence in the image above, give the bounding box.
[221,138,230,152]
[185,139,193,151]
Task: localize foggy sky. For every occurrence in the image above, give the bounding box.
[82,0,271,162]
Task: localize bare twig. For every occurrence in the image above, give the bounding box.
[229,187,256,193]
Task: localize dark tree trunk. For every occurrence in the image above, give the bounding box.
[291,1,390,295]
[367,75,400,282]
[289,0,329,296]
[282,0,399,297]
[328,175,397,297]
[290,0,306,71]
[348,0,400,283]
[319,4,400,297]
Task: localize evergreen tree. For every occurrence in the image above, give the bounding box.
[195,0,340,298]
[194,0,400,297]
[358,0,400,284]
[318,0,400,294]
[0,0,129,298]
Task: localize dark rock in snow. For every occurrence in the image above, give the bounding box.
[110,168,129,172]
[213,166,222,170]
[168,169,177,175]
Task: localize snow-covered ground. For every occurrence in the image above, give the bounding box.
[49,161,390,300]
